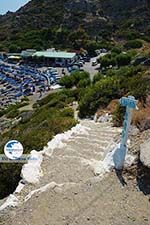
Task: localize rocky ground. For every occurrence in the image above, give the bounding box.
[0,120,150,225]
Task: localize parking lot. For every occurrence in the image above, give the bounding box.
[0,51,107,110]
[0,63,62,109]
[82,53,107,80]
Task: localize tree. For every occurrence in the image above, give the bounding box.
[111,46,122,54]
[59,71,90,89]
[100,57,111,68]
[77,78,91,88]
[116,53,131,66]
[68,28,88,49]
[59,76,74,89]
[93,73,104,83]
[72,71,90,85]
[86,41,99,56]
[9,44,21,53]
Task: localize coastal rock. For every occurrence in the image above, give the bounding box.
[140,139,150,168]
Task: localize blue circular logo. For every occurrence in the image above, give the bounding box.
[4,140,24,160]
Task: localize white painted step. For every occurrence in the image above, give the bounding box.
[39,120,121,186]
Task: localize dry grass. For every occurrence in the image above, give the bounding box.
[137,41,150,56]
[96,99,119,117]
[107,99,119,113]
[132,107,150,126]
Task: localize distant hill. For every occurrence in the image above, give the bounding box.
[0,0,149,50]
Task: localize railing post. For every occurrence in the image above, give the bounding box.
[114,96,137,170]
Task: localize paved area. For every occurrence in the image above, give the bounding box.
[83,53,107,80]
[83,62,100,80]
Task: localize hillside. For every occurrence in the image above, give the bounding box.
[0,0,149,51]
[0,0,150,221]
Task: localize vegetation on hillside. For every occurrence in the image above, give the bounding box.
[0,0,150,201]
[0,90,77,199]
[59,71,91,89]
[79,66,150,116]
[0,0,149,52]
[0,39,150,199]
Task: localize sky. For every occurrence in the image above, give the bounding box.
[0,0,30,15]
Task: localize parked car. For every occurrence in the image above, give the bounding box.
[78,61,84,67]
[84,56,91,62]
[92,60,98,66]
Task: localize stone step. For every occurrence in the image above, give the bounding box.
[52,145,104,161]
[39,121,121,186]
[41,155,93,185]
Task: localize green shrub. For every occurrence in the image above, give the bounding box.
[116,53,131,66]
[61,108,74,117]
[77,78,91,88]
[86,40,113,56]
[125,39,143,49]
[47,98,64,108]
[112,104,125,127]
[8,44,21,53]
[86,40,99,56]
[100,56,117,68]
[0,109,5,117]
[6,109,19,119]
[59,76,74,88]
[79,77,120,118]
[37,89,79,107]
[93,73,104,83]
[0,164,22,199]
[118,30,139,40]
[111,46,122,54]
[78,65,148,118]
[59,71,90,89]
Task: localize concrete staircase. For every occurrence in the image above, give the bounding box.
[0,119,122,212]
[40,120,121,186]
[0,119,123,225]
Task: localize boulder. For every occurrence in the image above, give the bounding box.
[140,139,150,168]
[20,111,33,123]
